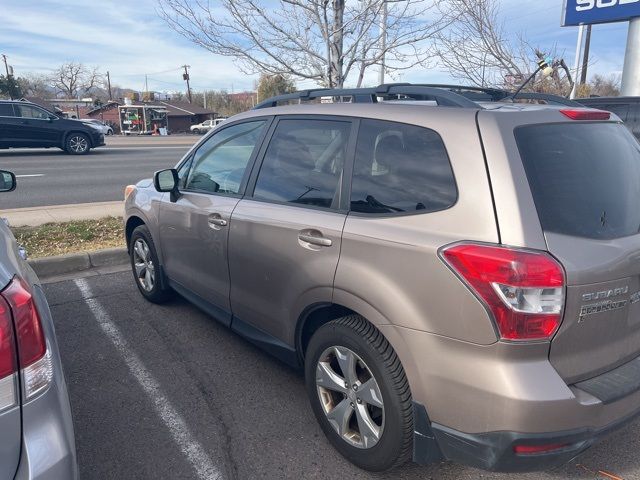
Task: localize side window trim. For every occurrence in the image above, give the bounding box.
[244,114,356,213]
[180,116,274,197]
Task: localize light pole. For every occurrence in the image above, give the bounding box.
[378,1,387,85]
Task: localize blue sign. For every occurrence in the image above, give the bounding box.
[563,0,640,26]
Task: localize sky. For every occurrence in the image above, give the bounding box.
[0,0,631,95]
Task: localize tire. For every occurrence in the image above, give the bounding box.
[65,132,91,155]
[305,315,413,472]
[130,225,173,303]
[192,128,201,135]
[106,129,113,136]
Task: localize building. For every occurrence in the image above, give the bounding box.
[157,100,216,133]
[85,101,121,133]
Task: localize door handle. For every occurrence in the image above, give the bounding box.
[207,213,227,228]
[298,233,332,247]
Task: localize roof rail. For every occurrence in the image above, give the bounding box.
[502,92,582,107]
[253,83,481,110]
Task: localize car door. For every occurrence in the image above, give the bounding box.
[158,118,271,324]
[228,117,355,346]
[12,104,60,147]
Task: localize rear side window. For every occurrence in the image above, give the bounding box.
[515,122,640,240]
[14,105,50,120]
[0,104,14,116]
[350,119,457,214]
[253,119,350,208]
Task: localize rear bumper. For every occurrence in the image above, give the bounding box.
[414,400,640,472]
[382,325,640,471]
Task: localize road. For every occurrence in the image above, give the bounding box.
[46,271,640,480]
[0,136,198,209]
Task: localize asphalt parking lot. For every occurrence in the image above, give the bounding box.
[46,271,640,480]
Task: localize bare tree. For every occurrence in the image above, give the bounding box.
[589,73,621,97]
[434,0,571,93]
[50,62,102,98]
[158,0,451,88]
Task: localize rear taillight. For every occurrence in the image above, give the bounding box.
[2,277,52,400]
[441,243,565,341]
[0,296,16,380]
[560,109,610,120]
[0,295,17,412]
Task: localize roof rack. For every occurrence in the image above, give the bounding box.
[502,92,582,107]
[253,83,481,110]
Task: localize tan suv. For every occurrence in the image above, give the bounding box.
[124,84,640,472]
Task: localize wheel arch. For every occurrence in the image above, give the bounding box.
[62,129,93,148]
[296,290,423,402]
[125,215,146,251]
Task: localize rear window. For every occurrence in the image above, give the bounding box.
[515,122,640,240]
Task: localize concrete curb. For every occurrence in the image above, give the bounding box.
[28,247,128,278]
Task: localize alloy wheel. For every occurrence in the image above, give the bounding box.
[315,346,385,449]
[133,238,155,292]
[69,135,88,153]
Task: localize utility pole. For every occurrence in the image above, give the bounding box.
[1,54,15,100]
[378,1,387,85]
[182,65,192,103]
[145,74,149,100]
[203,91,207,109]
[106,71,113,100]
[580,24,592,85]
[1,54,9,78]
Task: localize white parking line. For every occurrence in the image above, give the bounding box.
[16,174,45,178]
[73,278,224,480]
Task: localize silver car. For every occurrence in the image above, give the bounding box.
[0,170,77,480]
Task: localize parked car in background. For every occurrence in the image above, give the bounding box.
[82,119,114,136]
[190,118,226,134]
[125,84,640,473]
[0,170,78,480]
[578,96,640,139]
[0,100,105,154]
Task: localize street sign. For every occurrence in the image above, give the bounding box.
[562,0,640,26]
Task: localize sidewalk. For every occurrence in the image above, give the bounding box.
[0,201,123,227]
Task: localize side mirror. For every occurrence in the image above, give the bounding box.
[153,168,180,202]
[0,170,16,193]
[48,115,57,122]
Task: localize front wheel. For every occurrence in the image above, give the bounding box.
[130,225,173,303]
[305,315,414,472]
[192,128,200,135]
[65,133,91,155]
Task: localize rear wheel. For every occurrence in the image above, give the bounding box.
[305,315,413,471]
[130,225,172,303]
[192,128,201,135]
[65,133,90,155]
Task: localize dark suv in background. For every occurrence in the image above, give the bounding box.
[579,96,640,139]
[0,100,105,154]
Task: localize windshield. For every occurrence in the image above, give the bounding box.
[515,122,640,240]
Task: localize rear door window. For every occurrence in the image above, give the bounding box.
[515,122,640,240]
[350,119,457,214]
